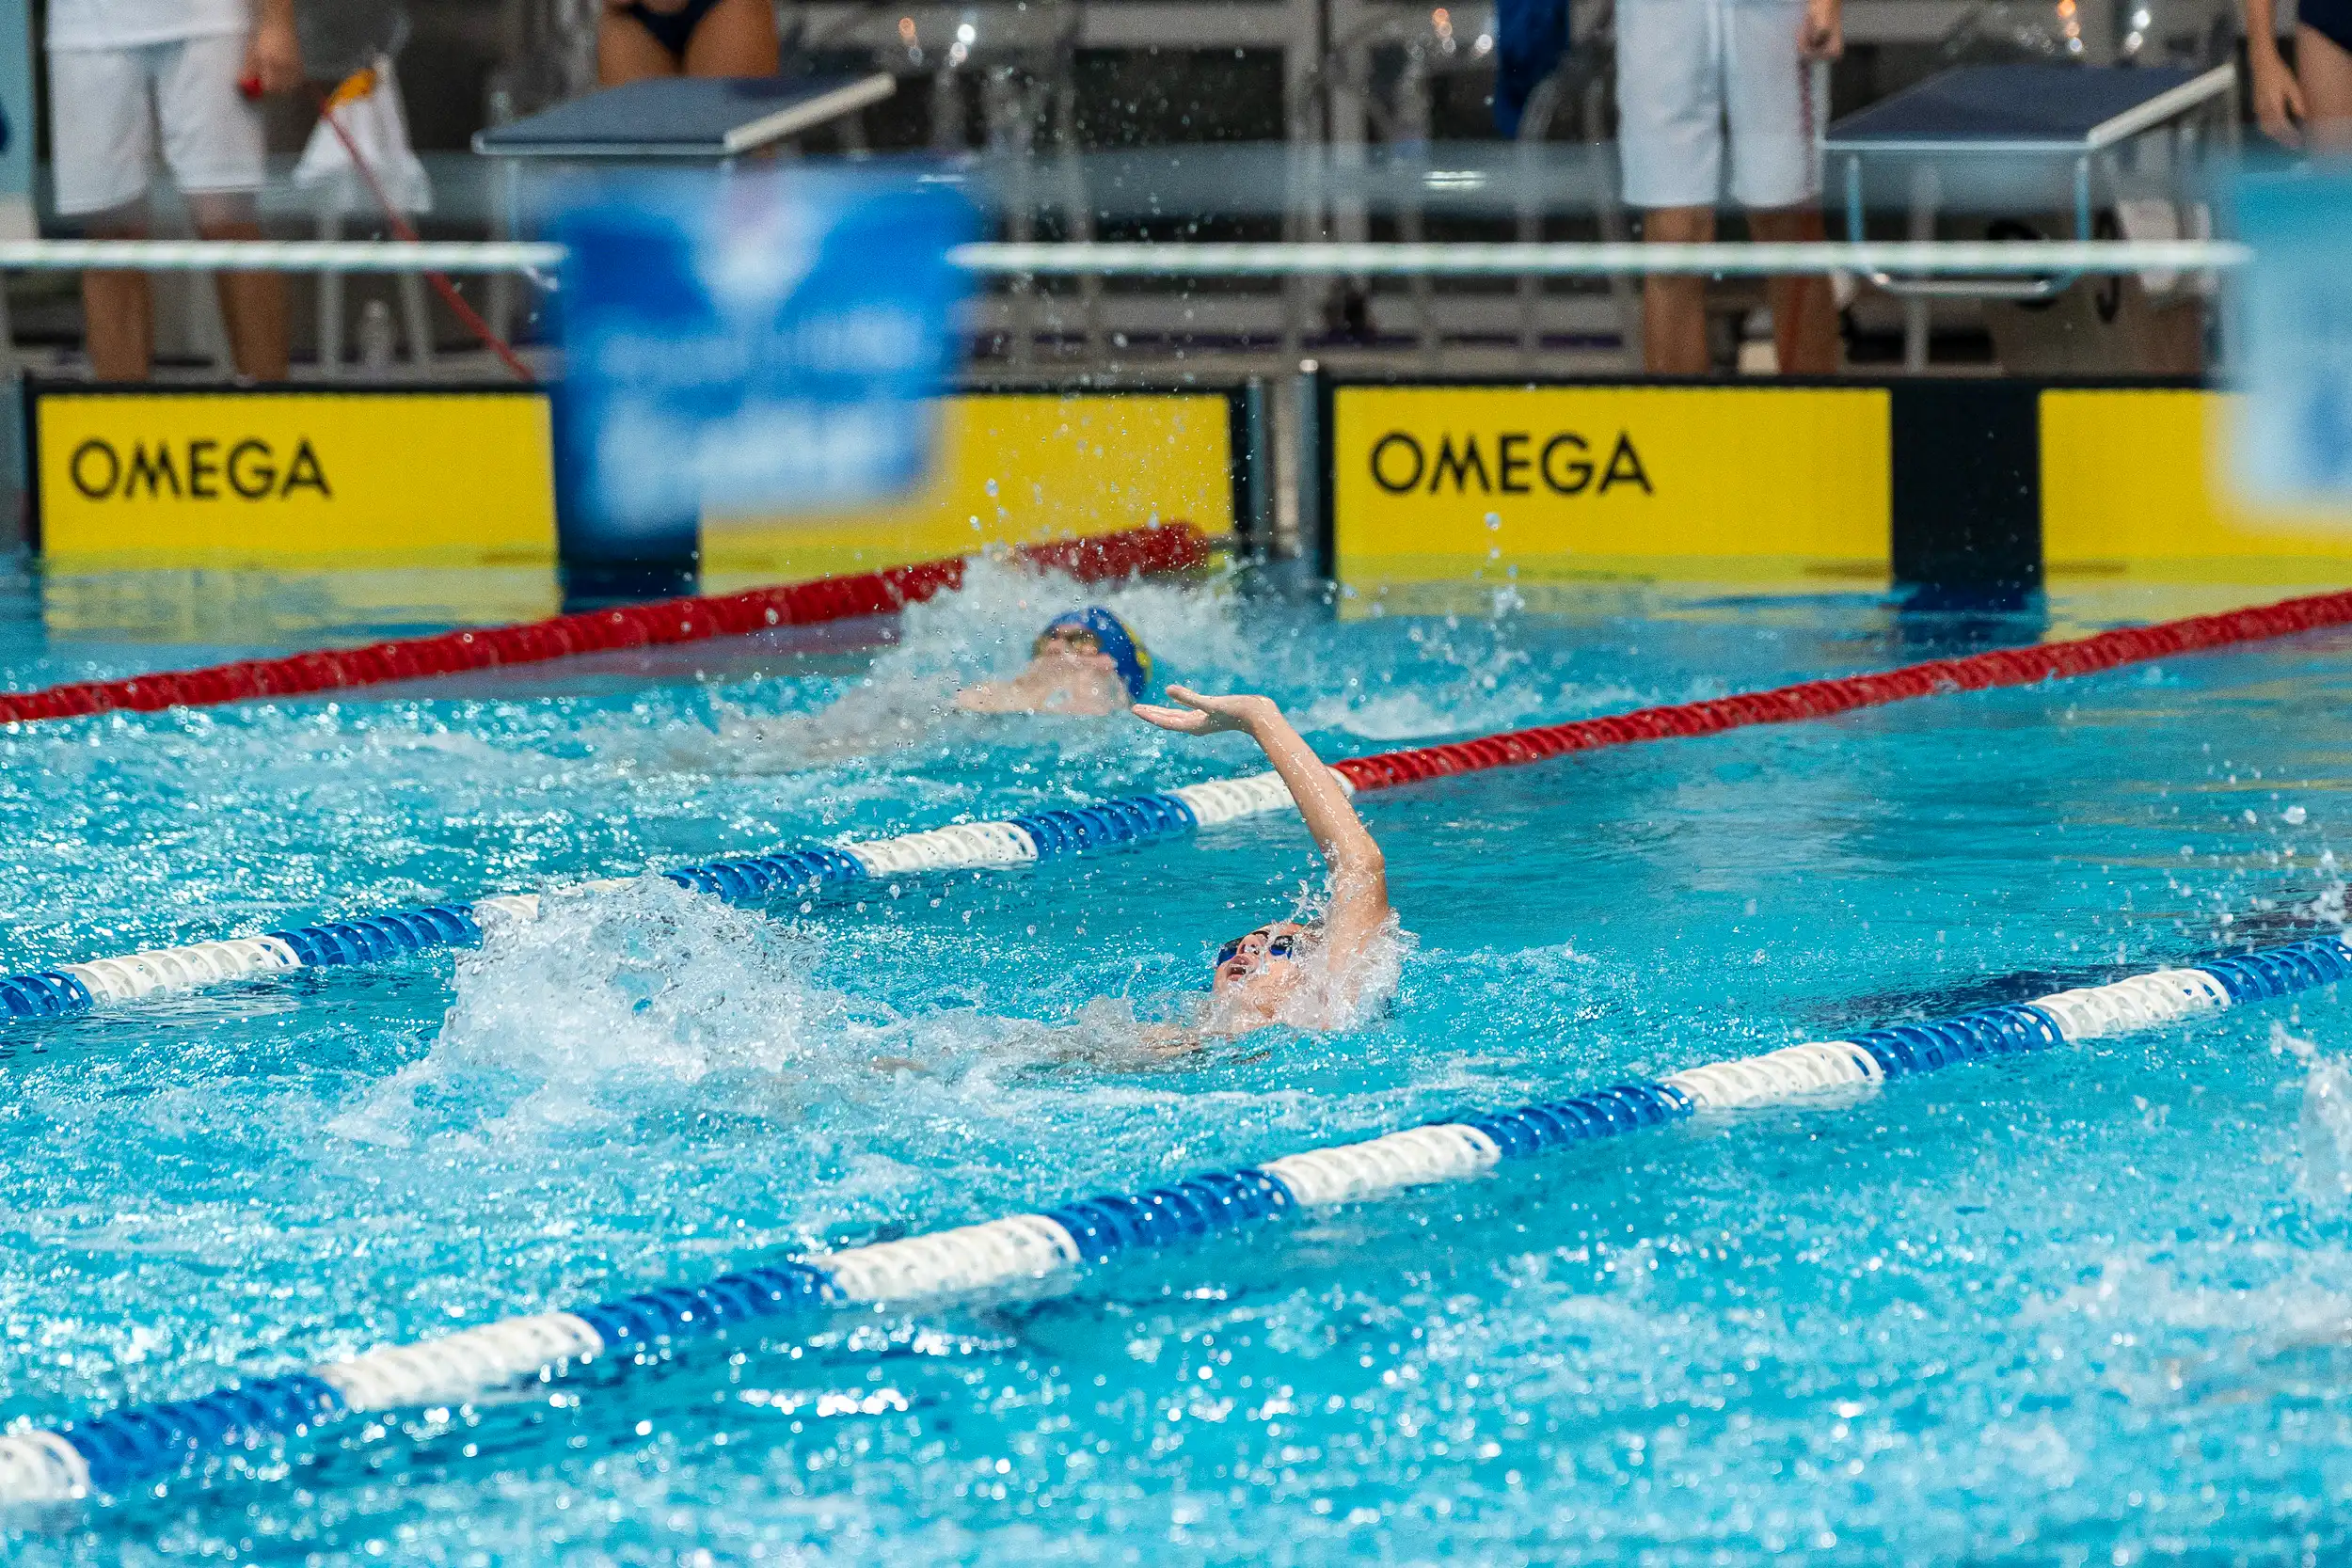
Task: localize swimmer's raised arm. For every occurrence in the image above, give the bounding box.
[1133,688,1390,970]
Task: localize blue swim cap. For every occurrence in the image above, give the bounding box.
[1043,608,1152,701]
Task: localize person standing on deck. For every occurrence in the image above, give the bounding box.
[47,0,302,381]
[1616,0,1845,373]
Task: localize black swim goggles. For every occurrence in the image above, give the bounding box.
[1216,931,1299,970]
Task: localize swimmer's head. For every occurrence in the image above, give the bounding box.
[1213,919,1318,995]
[1037,608,1152,701]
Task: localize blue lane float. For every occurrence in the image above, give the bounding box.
[0,932,2344,1504]
[0,771,1307,1022]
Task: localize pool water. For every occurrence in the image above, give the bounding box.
[2,559,2351,1563]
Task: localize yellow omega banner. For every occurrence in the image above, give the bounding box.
[699,390,1235,589]
[1332,384,1891,590]
[34,388,558,569]
[2042,388,2352,581]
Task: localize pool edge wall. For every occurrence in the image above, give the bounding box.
[1314,372,2352,599]
[21,377,1253,599]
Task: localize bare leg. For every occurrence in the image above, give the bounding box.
[1642,205,1714,374]
[1747,204,1839,374]
[190,192,288,382]
[683,0,781,76]
[2300,24,2352,150]
[599,6,681,86]
[81,204,155,382]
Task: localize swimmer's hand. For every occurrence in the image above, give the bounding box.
[1131,686,1279,736]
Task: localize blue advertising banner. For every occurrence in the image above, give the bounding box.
[2230,169,2352,512]
[553,171,974,550]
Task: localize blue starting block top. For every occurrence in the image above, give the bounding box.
[1824,63,2233,154]
[473,71,897,159]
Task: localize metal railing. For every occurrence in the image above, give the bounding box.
[0,236,2251,276]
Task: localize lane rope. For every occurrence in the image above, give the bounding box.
[1328,584,2352,789]
[0,769,1316,1018]
[3,932,2342,1502]
[3,584,2347,1025]
[0,523,1209,726]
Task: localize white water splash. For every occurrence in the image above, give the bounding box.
[2283,1022,2352,1212]
[328,877,864,1147]
[320,869,1343,1153]
[880,551,1254,690]
[663,556,1254,775]
[1287,609,1645,743]
[1294,686,1549,742]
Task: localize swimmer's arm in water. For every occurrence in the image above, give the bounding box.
[952,678,1036,713]
[1132,687,1391,971]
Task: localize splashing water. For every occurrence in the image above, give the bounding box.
[666,556,1255,775]
[2281,1022,2352,1212]
[330,877,858,1148]
[892,550,1256,685]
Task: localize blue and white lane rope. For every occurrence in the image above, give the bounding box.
[0,771,1314,1020]
[1,932,2344,1503]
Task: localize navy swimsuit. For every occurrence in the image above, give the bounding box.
[620,0,723,59]
[2303,0,2352,53]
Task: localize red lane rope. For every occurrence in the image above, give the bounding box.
[1,523,1209,725]
[1332,587,2352,792]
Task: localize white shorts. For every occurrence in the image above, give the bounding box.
[48,33,265,217]
[1615,0,1820,210]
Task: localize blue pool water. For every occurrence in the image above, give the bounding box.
[2,560,2352,1562]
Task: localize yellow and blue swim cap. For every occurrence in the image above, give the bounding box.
[1043,608,1152,701]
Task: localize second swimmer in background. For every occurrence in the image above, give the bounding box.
[676,606,1154,774]
[955,608,1152,716]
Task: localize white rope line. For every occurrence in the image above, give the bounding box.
[1663,1038,1883,1111]
[12,768,1306,1011]
[60,937,300,1003]
[1661,964,2241,1111]
[844,821,1039,877]
[0,238,2252,277]
[1168,769,1339,828]
[0,1432,90,1499]
[2029,967,2231,1040]
[823,1213,1082,1302]
[1261,1123,1502,1208]
[315,1311,605,1413]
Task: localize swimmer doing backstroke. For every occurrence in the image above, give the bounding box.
[677,607,1152,774]
[955,607,1152,717]
[1132,687,1396,1037]
[868,684,1392,1074]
